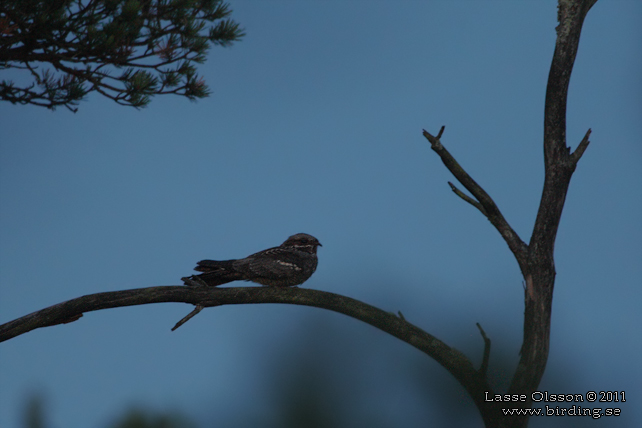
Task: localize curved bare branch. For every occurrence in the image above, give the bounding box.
[0,285,501,424]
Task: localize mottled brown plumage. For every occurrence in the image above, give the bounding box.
[182,233,321,287]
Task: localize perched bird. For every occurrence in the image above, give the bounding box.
[182,233,321,287]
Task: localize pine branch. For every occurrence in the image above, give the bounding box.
[0,0,244,110]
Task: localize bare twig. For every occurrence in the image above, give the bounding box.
[476,322,491,377]
[569,128,592,165]
[171,305,205,331]
[448,181,487,216]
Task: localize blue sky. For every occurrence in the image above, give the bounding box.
[1,1,640,427]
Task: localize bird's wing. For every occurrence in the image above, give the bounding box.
[235,248,308,279]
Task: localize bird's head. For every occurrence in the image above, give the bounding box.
[282,233,322,253]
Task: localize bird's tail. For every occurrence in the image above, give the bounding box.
[182,260,242,286]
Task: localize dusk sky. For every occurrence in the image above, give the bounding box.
[1,1,640,427]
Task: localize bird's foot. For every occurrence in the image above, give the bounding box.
[182,276,209,287]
